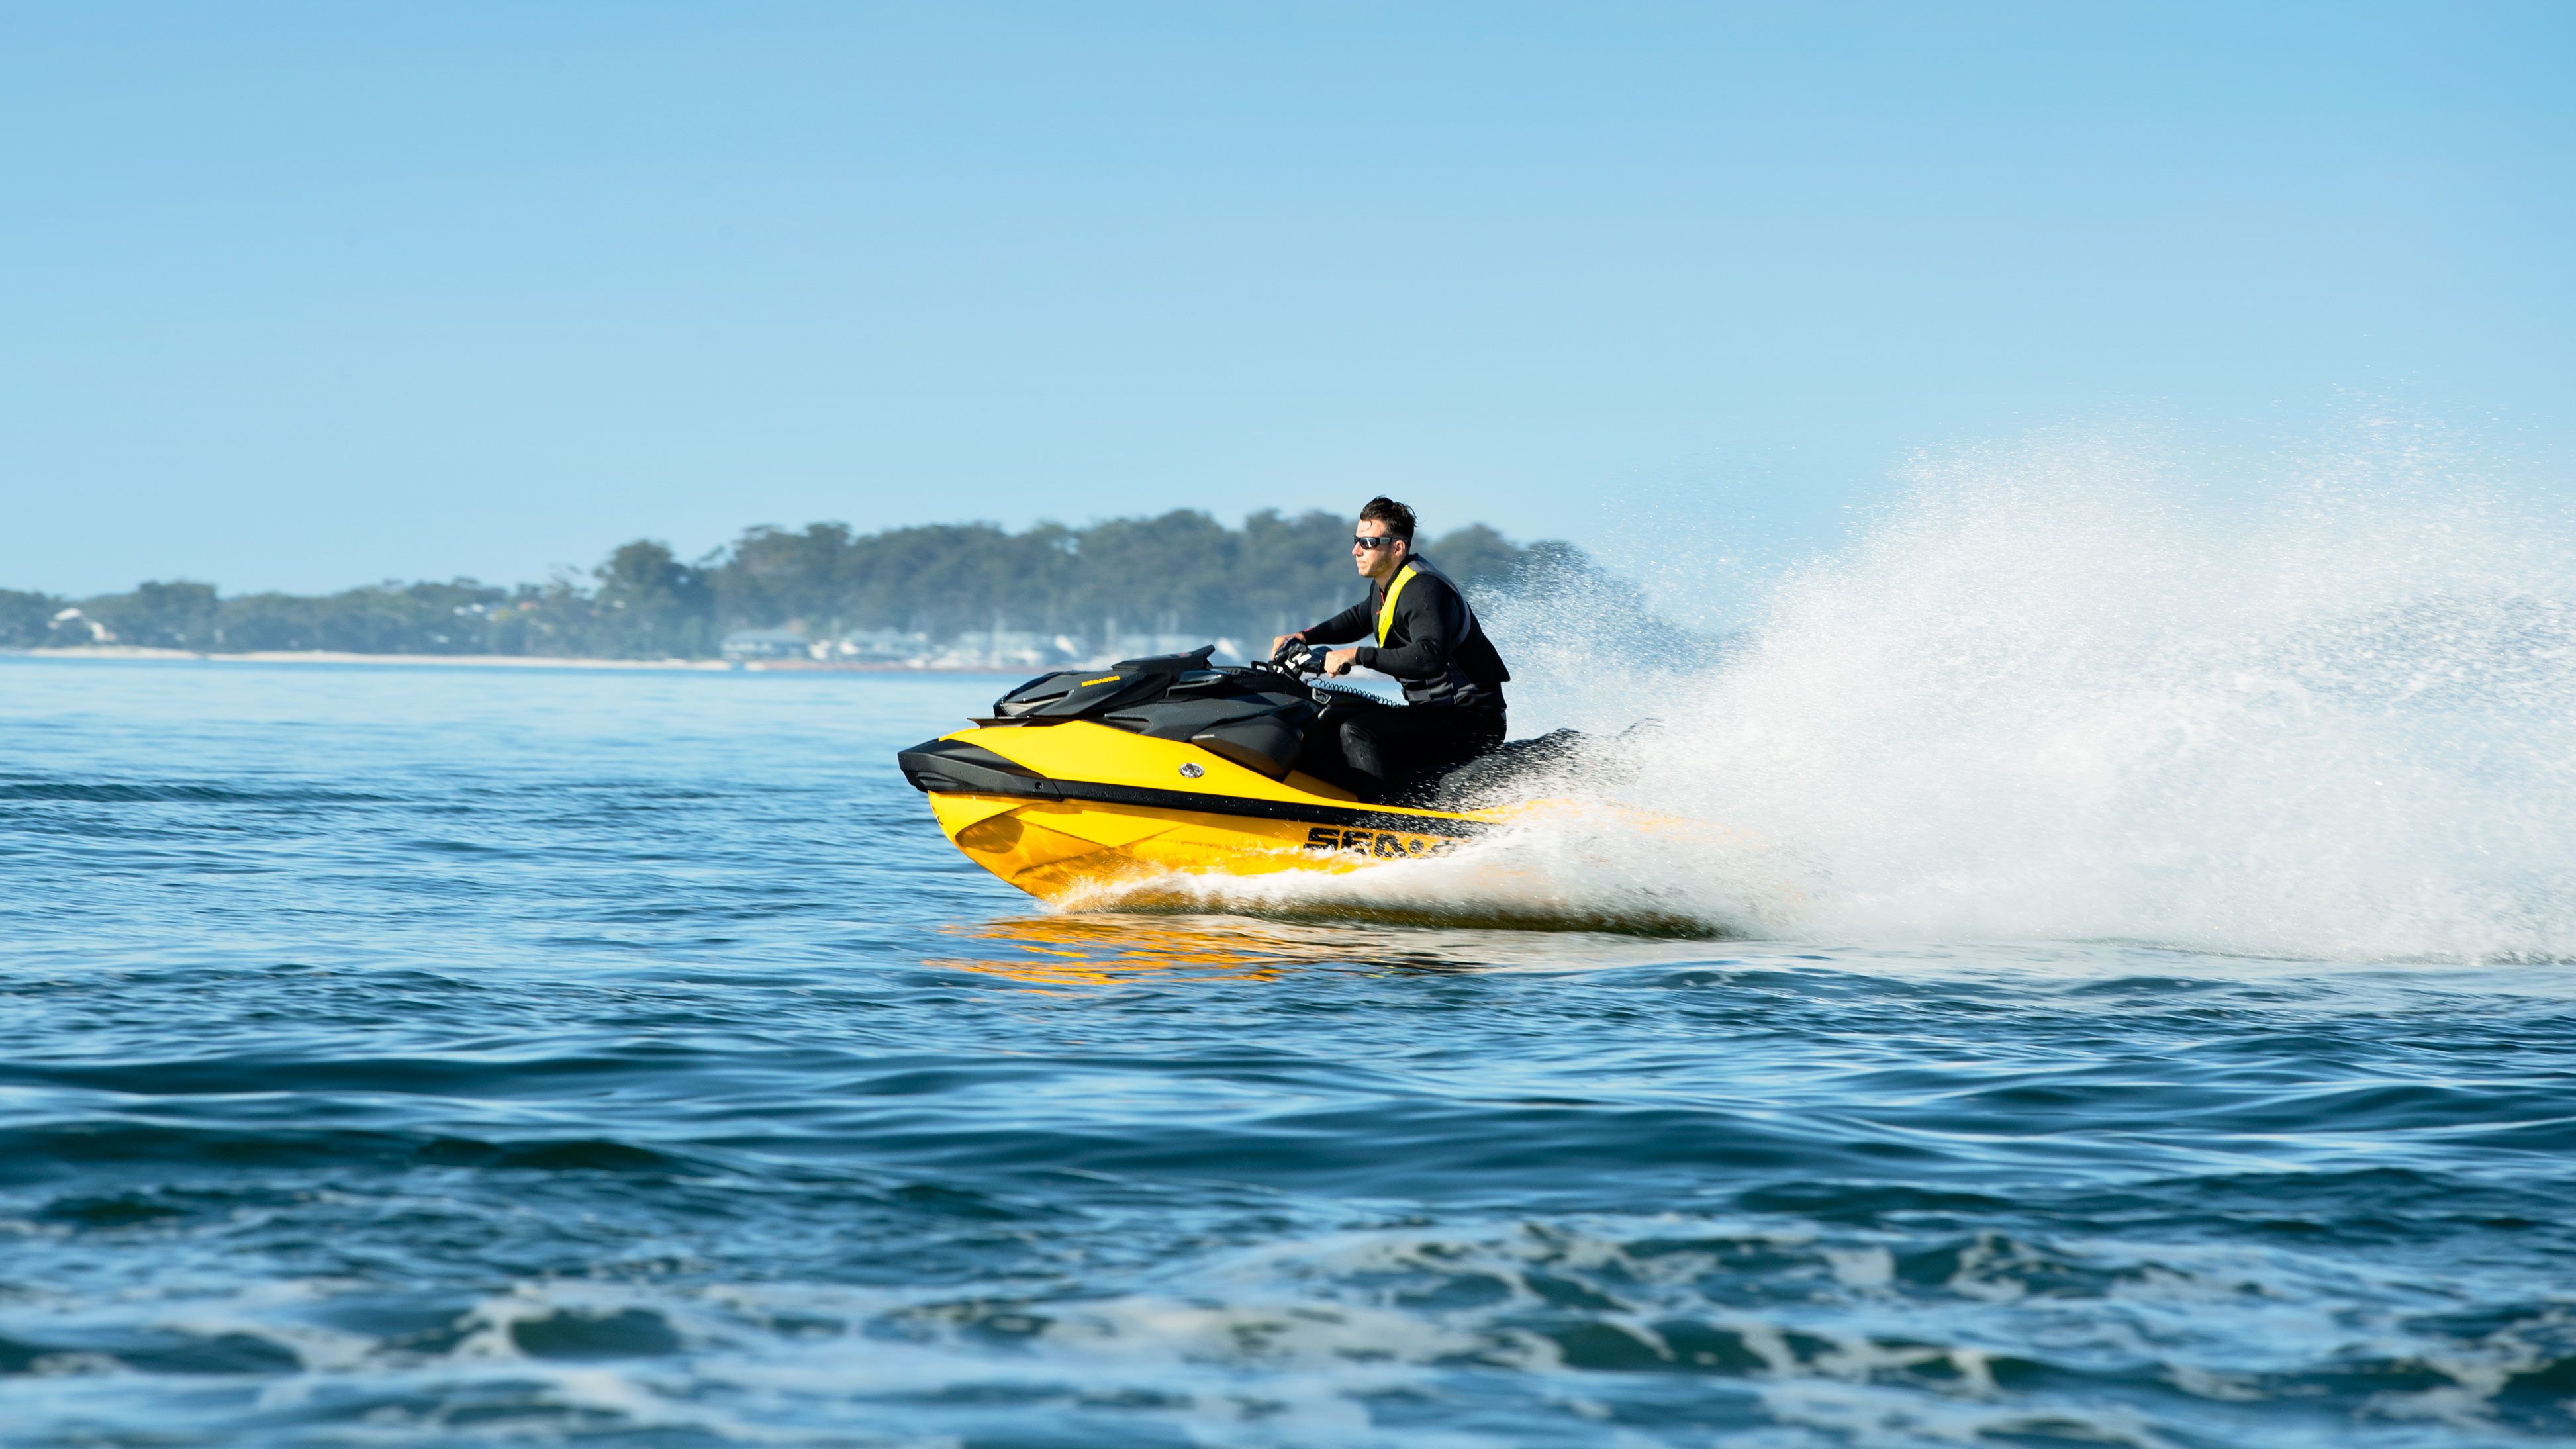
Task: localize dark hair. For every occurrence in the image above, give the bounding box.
[1359,496,1417,542]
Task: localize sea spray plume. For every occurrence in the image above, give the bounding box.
[1472,541,1744,739]
[1607,432,2576,959]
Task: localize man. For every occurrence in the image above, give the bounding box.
[1269,497,1511,802]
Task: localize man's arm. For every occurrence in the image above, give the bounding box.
[1300,599,1376,646]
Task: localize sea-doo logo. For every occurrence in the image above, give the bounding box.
[1178,763,1204,778]
[1302,825,1454,859]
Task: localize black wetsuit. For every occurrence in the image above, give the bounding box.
[1296,554,1510,802]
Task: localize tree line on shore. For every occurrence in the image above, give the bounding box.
[1,510,1605,659]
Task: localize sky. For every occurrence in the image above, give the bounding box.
[4,1,2570,600]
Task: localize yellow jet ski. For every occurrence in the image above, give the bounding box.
[898,644,1529,903]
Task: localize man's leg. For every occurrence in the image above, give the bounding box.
[1291,697,1396,799]
[1340,704,1506,803]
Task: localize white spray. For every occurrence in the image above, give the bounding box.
[1469,428,2576,959]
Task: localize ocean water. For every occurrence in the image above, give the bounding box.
[1,656,2567,1449]
[7,461,2576,1447]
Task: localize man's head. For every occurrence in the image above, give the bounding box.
[1353,496,1415,581]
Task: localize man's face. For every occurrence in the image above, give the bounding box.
[1353,519,1407,581]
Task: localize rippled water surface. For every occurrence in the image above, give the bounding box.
[5,657,2573,1448]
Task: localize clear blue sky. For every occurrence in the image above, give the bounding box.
[4,1,2569,598]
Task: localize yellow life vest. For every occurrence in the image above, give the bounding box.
[1374,562,1419,646]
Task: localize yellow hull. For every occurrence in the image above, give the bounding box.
[908,720,1497,903]
[928,790,1478,902]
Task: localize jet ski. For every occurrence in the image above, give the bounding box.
[897,642,1582,903]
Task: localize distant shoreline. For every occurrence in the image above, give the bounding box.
[3,647,1021,674]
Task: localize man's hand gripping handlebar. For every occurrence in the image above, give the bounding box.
[1268,635,1357,677]
[1267,636,1329,677]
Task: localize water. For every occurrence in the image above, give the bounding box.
[7,463,2576,1446]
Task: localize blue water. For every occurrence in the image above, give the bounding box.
[4,657,2573,1448]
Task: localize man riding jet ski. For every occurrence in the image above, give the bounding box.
[894,637,1504,903]
[1272,496,1513,804]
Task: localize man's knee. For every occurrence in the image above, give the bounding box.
[1337,717,1389,770]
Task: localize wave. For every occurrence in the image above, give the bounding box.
[9,1199,2572,1444]
[0,777,400,805]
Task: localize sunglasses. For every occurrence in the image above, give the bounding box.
[1352,534,1404,550]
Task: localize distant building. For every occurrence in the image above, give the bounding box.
[935,631,1070,671]
[721,625,1243,669]
[826,629,935,663]
[1104,633,1241,663]
[720,628,810,661]
[49,607,113,644]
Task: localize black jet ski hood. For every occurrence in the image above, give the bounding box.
[966,646,1321,779]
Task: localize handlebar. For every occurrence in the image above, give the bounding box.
[1266,638,1328,675]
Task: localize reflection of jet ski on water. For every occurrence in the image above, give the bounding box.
[897,641,1625,904]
